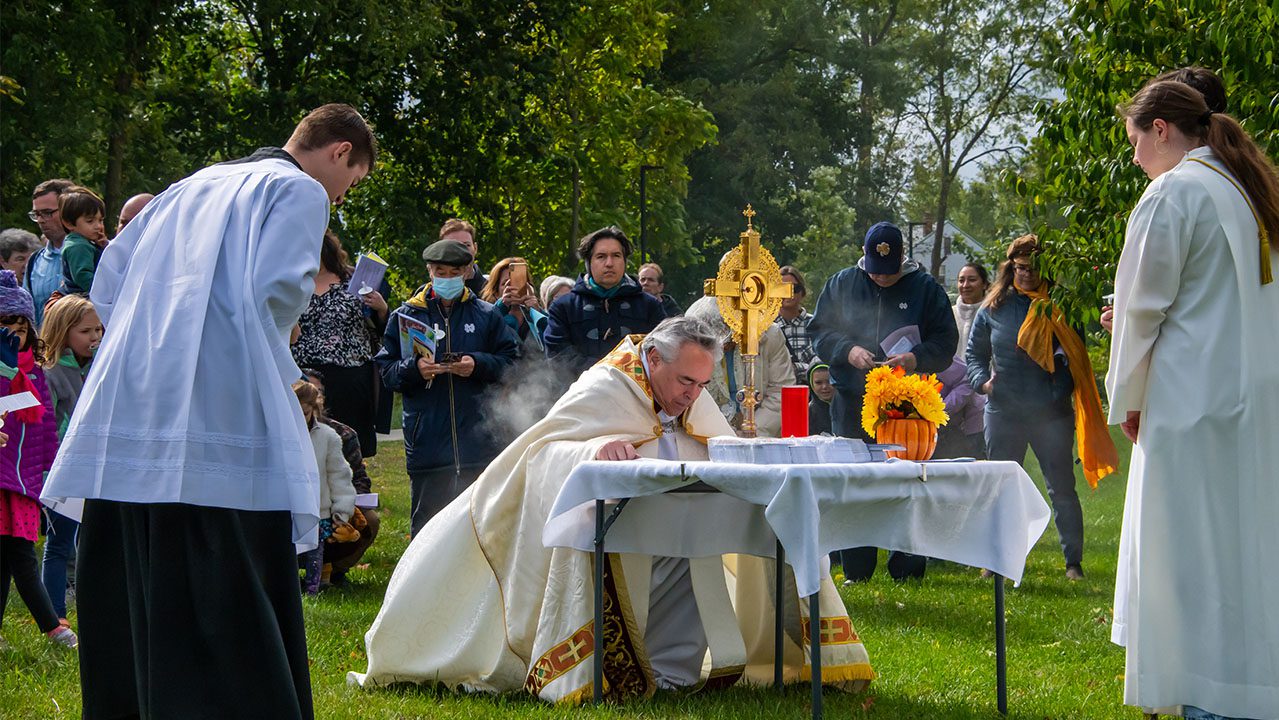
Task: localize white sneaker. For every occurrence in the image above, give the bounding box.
[47,626,78,649]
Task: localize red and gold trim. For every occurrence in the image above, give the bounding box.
[524,554,653,702]
[802,616,861,646]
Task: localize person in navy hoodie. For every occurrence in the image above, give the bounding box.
[377,239,518,536]
[543,226,666,379]
[810,222,958,583]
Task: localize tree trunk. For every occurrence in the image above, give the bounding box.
[931,173,951,278]
[569,161,581,270]
[103,68,132,236]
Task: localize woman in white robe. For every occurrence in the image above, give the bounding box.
[1107,80,1279,719]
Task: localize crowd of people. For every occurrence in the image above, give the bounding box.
[1,63,1275,720]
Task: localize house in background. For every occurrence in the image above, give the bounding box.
[903,218,986,290]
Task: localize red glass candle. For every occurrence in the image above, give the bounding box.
[781,385,809,437]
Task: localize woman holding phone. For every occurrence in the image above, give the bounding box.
[481,257,548,356]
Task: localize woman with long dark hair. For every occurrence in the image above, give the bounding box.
[1107,79,1279,720]
[291,230,388,456]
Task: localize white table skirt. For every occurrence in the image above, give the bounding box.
[544,458,1051,597]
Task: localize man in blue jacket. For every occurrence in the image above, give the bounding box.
[810,222,958,582]
[377,239,519,535]
[544,226,666,378]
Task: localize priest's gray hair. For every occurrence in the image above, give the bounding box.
[641,315,724,365]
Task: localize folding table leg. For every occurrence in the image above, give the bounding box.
[774,539,785,690]
[591,497,630,704]
[810,591,822,720]
[995,572,1007,715]
[594,499,605,704]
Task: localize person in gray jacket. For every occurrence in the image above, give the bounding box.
[965,235,1085,581]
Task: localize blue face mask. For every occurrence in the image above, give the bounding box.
[433,275,465,300]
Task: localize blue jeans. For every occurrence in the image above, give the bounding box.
[1183,706,1256,720]
[985,409,1083,566]
[41,508,79,618]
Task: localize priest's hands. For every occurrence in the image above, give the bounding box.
[1100,306,1114,333]
[847,345,875,370]
[1121,411,1140,443]
[596,440,640,461]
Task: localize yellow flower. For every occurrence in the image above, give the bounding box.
[861,366,950,436]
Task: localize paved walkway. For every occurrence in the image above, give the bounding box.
[377,429,404,442]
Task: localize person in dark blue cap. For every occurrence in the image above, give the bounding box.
[809,221,958,582]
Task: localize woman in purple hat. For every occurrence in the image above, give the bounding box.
[0,269,77,649]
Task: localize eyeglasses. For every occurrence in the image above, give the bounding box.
[27,209,57,221]
[1013,263,1036,274]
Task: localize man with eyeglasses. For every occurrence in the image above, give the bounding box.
[26,178,76,326]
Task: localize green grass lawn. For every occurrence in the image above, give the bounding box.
[3,431,1142,719]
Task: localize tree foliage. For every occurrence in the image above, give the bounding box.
[901,0,1059,277]
[1,0,714,296]
[1025,0,1279,324]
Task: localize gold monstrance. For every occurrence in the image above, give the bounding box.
[703,205,793,438]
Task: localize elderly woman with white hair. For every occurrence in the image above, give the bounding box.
[0,229,42,286]
[684,295,796,437]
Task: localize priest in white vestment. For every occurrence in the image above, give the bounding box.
[351,316,873,702]
[40,105,377,719]
[1108,82,1279,719]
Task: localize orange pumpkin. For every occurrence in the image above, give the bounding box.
[875,418,937,461]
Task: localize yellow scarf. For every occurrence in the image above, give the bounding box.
[1015,283,1118,488]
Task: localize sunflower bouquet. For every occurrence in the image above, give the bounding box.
[860,365,949,437]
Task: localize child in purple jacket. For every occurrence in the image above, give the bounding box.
[0,270,76,648]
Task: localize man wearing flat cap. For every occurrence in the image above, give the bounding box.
[376,239,519,535]
[809,221,958,582]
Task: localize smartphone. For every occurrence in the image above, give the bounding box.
[1102,293,1116,305]
[508,262,528,292]
[438,352,463,364]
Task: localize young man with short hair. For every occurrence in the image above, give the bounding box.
[42,103,377,720]
[543,226,666,378]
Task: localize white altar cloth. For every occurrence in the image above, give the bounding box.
[544,458,1051,597]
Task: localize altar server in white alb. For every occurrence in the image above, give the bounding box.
[40,104,376,720]
[1108,79,1279,720]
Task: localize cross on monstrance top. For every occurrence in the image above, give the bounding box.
[702,205,792,357]
[703,205,792,438]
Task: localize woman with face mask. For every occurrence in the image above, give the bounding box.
[1106,78,1279,720]
[375,239,520,536]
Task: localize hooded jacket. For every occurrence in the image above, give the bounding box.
[376,284,519,473]
[0,363,59,502]
[809,258,958,431]
[543,273,666,377]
